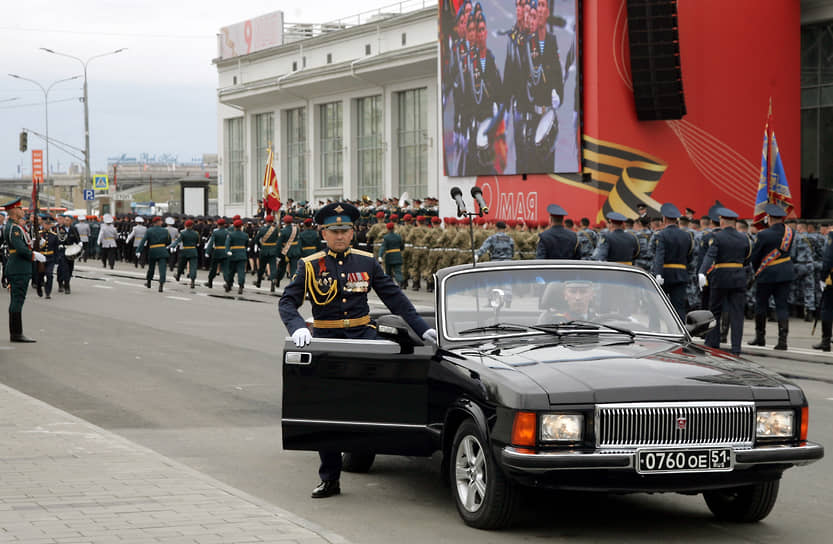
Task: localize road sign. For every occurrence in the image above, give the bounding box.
[93,175,109,190]
[32,150,43,185]
[83,189,95,201]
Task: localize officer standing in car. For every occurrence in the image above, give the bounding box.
[279,202,437,500]
[651,203,693,320]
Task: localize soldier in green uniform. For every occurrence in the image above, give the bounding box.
[136,216,172,292]
[171,219,200,288]
[205,218,229,289]
[379,222,404,285]
[276,215,301,285]
[255,215,280,291]
[3,199,45,342]
[224,219,250,294]
[298,218,323,258]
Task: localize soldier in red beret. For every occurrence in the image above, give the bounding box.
[276,215,301,285]
[224,218,250,293]
[255,215,280,291]
[171,219,200,288]
[204,218,229,288]
[135,215,172,292]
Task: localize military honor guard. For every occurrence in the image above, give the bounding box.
[298,218,323,259]
[378,222,405,285]
[536,204,581,259]
[205,218,229,289]
[748,203,795,350]
[254,215,280,291]
[56,214,81,294]
[593,212,640,264]
[651,203,693,320]
[276,215,301,285]
[224,219,250,294]
[2,198,46,342]
[279,202,436,499]
[136,216,172,292]
[126,216,147,268]
[34,215,60,299]
[697,207,751,355]
[97,214,119,269]
[171,219,200,288]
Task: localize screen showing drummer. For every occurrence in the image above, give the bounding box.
[439,0,580,177]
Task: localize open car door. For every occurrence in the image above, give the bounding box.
[282,323,438,457]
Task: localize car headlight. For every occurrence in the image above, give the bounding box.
[756,410,794,438]
[540,414,583,442]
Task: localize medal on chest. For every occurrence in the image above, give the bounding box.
[345,272,369,293]
[316,258,334,291]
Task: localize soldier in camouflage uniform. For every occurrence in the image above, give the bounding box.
[367,211,387,263]
[809,222,826,317]
[633,217,654,272]
[791,219,816,321]
[475,221,515,262]
[452,217,474,266]
[434,217,460,272]
[577,218,597,260]
[405,216,430,291]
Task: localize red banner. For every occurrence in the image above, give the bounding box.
[31,150,43,185]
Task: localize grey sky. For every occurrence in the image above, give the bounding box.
[0,0,409,178]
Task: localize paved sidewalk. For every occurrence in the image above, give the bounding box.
[0,383,350,544]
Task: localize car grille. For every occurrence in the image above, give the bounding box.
[596,402,755,448]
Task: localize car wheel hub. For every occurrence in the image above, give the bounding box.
[455,435,487,513]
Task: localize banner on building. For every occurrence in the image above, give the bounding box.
[219,11,284,60]
[439,0,581,177]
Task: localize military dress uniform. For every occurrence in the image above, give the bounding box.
[56,218,81,293]
[698,209,751,355]
[749,205,795,350]
[379,226,405,285]
[813,229,833,351]
[2,199,41,342]
[651,205,693,320]
[255,218,280,290]
[36,220,60,299]
[278,202,433,499]
[97,216,119,269]
[594,216,640,264]
[172,224,200,287]
[536,204,580,259]
[136,218,172,292]
[298,224,323,259]
[205,222,229,288]
[224,222,250,293]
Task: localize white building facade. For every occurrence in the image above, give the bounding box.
[214,7,442,218]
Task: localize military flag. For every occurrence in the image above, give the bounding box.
[752,100,794,229]
[262,147,282,212]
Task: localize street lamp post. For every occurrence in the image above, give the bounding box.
[41,47,126,214]
[8,73,82,206]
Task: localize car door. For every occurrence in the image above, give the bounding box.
[282,337,438,456]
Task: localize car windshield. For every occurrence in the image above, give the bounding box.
[441,266,684,340]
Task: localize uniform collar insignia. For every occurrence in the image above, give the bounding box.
[327,248,351,259]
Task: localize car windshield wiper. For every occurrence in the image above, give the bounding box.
[458,323,561,336]
[537,320,635,338]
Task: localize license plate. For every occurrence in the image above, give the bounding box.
[636,448,733,474]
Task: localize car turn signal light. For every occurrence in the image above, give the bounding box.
[801,406,808,441]
[512,411,536,447]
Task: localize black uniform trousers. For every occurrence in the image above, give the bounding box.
[820,288,833,321]
[663,283,687,321]
[315,325,378,482]
[57,254,74,286]
[755,281,791,321]
[706,287,745,354]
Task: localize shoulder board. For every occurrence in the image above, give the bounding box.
[351,249,375,258]
[301,250,326,262]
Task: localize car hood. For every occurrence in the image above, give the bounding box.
[473,337,790,405]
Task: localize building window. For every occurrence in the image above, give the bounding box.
[356,95,384,199]
[292,61,297,71]
[401,33,407,46]
[319,102,343,189]
[397,88,427,198]
[327,53,332,64]
[225,117,244,204]
[254,112,274,203]
[286,107,307,203]
[801,23,833,189]
[365,44,371,55]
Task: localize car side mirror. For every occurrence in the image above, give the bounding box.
[685,310,716,337]
[376,314,424,353]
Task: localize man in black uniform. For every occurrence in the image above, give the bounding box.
[279,202,437,499]
[748,203,795,350]
[813,221,833,351]
[698,207,751,355]
[651,203,693,320]
[593,212,639,264]
[536,204,580,259]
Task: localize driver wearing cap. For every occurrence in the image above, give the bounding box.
[279,201,437,500]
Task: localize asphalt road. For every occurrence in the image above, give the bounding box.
[1,265,831,543]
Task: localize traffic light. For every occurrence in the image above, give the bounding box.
[19,131,27,152]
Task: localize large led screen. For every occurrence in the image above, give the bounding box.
[440,0,580,176]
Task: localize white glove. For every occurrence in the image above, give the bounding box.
[378,257,383,263]
[551,89,561,110]
[291,327,312,347]
[698,273,707,290]
[33,251,46,263]
[227,251,232,256]
[422,328,438,344]
[655,274,664,286]
[474,254,479,263]
[820,281,826,292]
[205,253,210,259]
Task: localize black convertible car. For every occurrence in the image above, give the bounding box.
[282,261,824,529]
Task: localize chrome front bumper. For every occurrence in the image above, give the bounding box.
[501,441,824,473]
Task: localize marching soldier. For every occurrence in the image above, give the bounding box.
[276,216,300,285]
[136,216,172,292]
[126,216,147,268]
[537,204,580,259]
[172,219,200,288]
[255,215,280,291]
[34,215,59,299]
[2,198,46,342]
[224,219,250,294]
[748,203,795,350]
[165,217,180,272]
[298,218,323,258]
[379,222,405,285]
[593,212,639,264]
[97,214,119,270]
[205,218,229,289]
[56,214,81,294]
[651,203,692,320]
[698,207,751,356]
[75,216,90,262]
[813,222,833,351]
[279,201,435,499]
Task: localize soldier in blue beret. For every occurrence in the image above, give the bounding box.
[279,201,437,500]
[536,203,580,259]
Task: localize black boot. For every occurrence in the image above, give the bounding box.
[805,308,815,322]
[36,284,43,297]
[64,282,70,295]
[255,276,262,289]
[224,282,231,293]
[748,314,766,346]
[412,279,420,292]
[206,277,213,289]
[146,279,151,288]
[813,320,832,352]
[190,278,195,289]
[774,320,789,350]
[720,312,729,344]
[175,272,181,282]
[9,312,36,343]
[238,285,243,295]
[270,279,276,293]
[158,282,164,293]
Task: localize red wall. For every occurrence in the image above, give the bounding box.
[476,0,800,222]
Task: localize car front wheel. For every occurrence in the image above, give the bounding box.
[703,480,780,522]
[450,419,518,529]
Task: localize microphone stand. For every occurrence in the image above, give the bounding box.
[462,207,485,269]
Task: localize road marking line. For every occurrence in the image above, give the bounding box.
[93,285,113,289]
[166,296,191,301]
[826,397,833,401]
[113,280,143,288]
